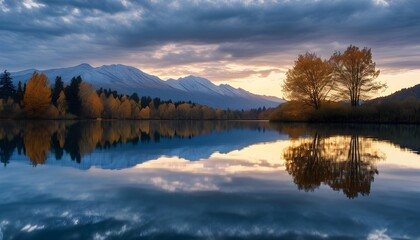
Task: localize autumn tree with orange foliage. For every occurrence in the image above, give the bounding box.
[330,45,386,106]
[282,53,334,110]
[139,106,150,119]
[118,96,132,119]
[79,82,103,118]
[102,93,119,118]
[23,73,52,118]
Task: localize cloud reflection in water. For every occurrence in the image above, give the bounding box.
[0,121,420,239]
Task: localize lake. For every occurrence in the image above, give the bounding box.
[0,120,419,240]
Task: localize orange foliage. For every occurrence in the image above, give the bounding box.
[330,45,385,106]
[283,52,333,110]
[139,106,150,119]
[79,82,103,118]
[118,98,131,119]
[23,73,52,118]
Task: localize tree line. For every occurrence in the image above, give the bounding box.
[0,72,271,120]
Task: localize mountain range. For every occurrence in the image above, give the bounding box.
[10,63,285,110]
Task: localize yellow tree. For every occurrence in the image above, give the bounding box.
[79,82,103,118]
[157,103,167,119]
[330,45,386,106]
[165,103,176,119]
[56,90,67,116]
[177,103,192,119]
[118,96,132,119]
[129,99,139,119]
[202,106,216,119]
[103,94,120,119]
[139,106,150,119]
[23,73,52,118]
[133,106,142,119]
[100,92,110,118]
[158,103,176,119]
[282,53,334,110]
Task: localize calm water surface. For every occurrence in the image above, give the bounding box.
[0,120,419,240]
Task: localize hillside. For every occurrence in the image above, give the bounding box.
[371,84,420,103]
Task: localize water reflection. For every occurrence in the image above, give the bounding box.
[0,120,276,167]
[1,120,420,199]
[271,123,420,153]
[284,133,385,198]
[1,121,420,239]
[271,123,420,198]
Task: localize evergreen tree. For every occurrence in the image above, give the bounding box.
[140,96,151,108]
[153,97,161,108]
[0,70,16,101]
[16,81,23,104]
[65,76,82,116]
[130,93,140,103]
[106,88,112,97]
[52,76,64,106]
[97,87,103,96]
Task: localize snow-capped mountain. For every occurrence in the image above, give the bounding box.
[166,76,223,94]
[11,64,285,109]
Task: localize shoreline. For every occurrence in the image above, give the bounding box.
[0,118,418,125]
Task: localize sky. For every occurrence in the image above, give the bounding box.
[0,0,419,98]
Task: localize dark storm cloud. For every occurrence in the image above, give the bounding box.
[0,0,419,71]
[38,0,128,14]
[116,0,419,49]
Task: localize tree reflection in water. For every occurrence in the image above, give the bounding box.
[0,120,271,166]
[283,133,385,198]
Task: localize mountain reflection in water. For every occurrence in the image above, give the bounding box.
[0,120,280,167]
[1,121,420,239]
[1,120,420,200]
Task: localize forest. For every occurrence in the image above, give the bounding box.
[0,71,272,120]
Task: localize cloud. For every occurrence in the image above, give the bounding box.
[0,0,419,76]
[189,66,283,82]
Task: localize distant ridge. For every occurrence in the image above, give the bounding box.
[371,84,420,103]
[11,64,285,110]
